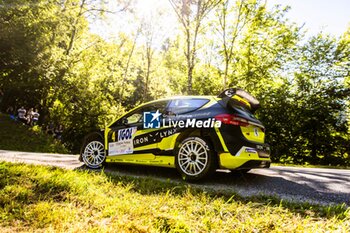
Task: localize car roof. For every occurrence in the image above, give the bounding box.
[107,95,218,128]
[141,95,216,105]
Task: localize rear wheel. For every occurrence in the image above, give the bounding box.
[175,137,217,181]
[81,138,106,169]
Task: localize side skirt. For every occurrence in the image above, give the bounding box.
[106,154,175,168]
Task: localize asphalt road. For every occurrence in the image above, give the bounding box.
[0,149,349,206]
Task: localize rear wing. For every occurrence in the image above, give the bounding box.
[218,88,260,112]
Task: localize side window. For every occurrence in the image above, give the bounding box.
[110,108,144,127]
[110,100,169,128]
[125,112,142,124]
[167,99,209,115]
[146,101,169,113]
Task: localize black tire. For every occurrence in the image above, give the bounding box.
[239,169,251,173]
[230,169,251,175]
[175,137,217,181]
[81,136,106,169]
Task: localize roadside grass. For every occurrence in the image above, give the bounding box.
[0,162,349,232]
[0,113,68,153]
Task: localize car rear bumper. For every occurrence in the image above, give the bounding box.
[218,152,271,170]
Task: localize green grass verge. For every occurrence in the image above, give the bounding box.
[0,113,68,153]
[0,162,349,232]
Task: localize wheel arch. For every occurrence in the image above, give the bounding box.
[174,128,220,168]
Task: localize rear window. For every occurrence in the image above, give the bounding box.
[228,102,257,120]
[168,99,209,115]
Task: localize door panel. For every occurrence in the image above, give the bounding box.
[107,101,169,160]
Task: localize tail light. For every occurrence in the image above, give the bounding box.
[215,114,249,127]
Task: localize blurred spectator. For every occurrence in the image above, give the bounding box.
[54,124,64,140]
[46,122,55,135]
[0,89,3,109]
[31,109,40,126]
[17,106,27,124]
[6,106,14,114]
[26,108,34,125]
[6,106,16,120]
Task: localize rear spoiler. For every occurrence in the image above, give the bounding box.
[218,88,260,112]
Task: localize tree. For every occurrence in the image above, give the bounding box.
[230,3,299,95]
[0,0,131,151]
[138,7,168,101]
[259,33,350,165]
[169,0,220,94]
[215,0,256,88]
[293,33,350,164]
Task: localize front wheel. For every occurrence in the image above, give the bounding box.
[81,138,106,169]
[175,137,217,181]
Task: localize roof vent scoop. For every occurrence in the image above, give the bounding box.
[218,88,260,113]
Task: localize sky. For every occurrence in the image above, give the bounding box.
[267,0,349,36]
[90,0,350,39]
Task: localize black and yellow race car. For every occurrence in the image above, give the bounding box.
[80,88,271,181]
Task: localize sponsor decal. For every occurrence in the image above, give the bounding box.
[109,127,137,156]
[118,127,136,141]
[245,148,257,153]
[143,110,162,128]
[253,128,259,137]
[134,128,179,147]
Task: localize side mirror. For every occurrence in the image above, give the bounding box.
[164,110,176,117]
[122,118,128,125]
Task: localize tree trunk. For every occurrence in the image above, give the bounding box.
[188,65,193,94]
[223,58,229,88]
[120,30,139,100]
[144,53,151,101]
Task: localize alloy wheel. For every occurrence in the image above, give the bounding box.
[178,139,209,176]
[82,140,105,168]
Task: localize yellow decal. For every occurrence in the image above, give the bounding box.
[240,125,264,143]
[215,127,229,152]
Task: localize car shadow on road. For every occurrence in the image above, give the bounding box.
[74,163,350,212]
[205,170,350,206]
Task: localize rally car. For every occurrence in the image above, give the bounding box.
[80,88,271,181]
